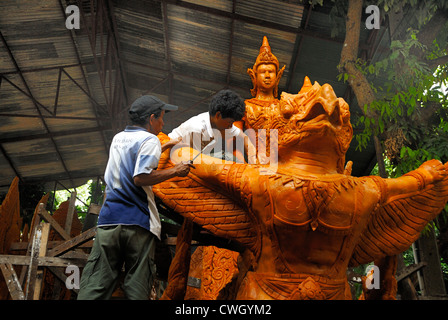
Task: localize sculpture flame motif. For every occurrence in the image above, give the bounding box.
[154,37,448,300]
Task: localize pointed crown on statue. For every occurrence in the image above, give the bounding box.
[252,36,280,71]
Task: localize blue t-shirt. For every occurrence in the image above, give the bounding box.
[97,126,162,239]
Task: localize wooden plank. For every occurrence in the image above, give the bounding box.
[37,203,71,240]
[9,240,94,251]
[0,255,87,268]
[24,222,43,300]
[88,203,101,215]
[24,222,50,300]
[65,191,77,234]
[0,263,25,300]
[0,255,31,266]
[396,261,427,282]
[47,227,96,257]
[18,196,50,287]
[33,222,50,300]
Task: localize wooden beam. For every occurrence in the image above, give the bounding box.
[0,263,25,300]
[0,144,21,181]
[157,0,342,45]
[9,240,93,252]
[396,261,427,282]
[105,0,129,105]
[37,203,71,241]
[0,125,112,145]
[88,203,102,215]
[0,31,75,186]
[24,222,50,300]
[161,1,174,105]
[225,0,236,87]
[33,222,51,300]
[47,227,97,258]
[65,191,77,235]
[0,255,87,268]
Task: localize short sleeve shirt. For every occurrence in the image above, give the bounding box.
[168,112,241,150]
[98,126,162,239]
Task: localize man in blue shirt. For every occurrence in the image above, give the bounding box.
[78,95,192,300]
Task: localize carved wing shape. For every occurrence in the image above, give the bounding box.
[350,175,448,266]
[153,134,261,257]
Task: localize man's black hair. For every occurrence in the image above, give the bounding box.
[209,89,245,121]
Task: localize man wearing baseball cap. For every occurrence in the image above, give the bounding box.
[78,95,193,300]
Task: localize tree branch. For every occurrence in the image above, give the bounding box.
[339,0,386,178]
[339,0,376,117]
[428,54,448,69]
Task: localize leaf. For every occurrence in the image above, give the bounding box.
[392,95,399,107]
[400,92,407,104]
[400,147,407,158]
[379,117,385,133]
[391,40,404,49]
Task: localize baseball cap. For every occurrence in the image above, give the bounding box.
[129,95,178,118]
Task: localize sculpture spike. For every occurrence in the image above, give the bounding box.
[298,76,313,94]
[260,36,271,53]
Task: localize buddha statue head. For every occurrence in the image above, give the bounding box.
[247,36,286,99]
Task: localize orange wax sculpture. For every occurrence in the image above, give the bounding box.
[154,37,448,300]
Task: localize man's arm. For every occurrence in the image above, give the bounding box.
[134,162,194,187]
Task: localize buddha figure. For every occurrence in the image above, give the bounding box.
[233,36,285,161]
[245,36,285,126]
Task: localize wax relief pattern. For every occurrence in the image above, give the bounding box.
[183,246,239,300]
[201,246,239,300]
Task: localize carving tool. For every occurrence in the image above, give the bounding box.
[190,140,216,163]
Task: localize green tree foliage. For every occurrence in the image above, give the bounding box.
[353,0,448,234]
[355,30,448,176]
[328,0,448,291]
[50,179,105,223]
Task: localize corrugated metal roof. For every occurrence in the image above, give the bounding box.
[1,0,410,194]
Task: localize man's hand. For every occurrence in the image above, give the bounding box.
[134,161,195,187]
[173,161,195,177]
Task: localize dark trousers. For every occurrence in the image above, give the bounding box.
[77,225,156,300]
